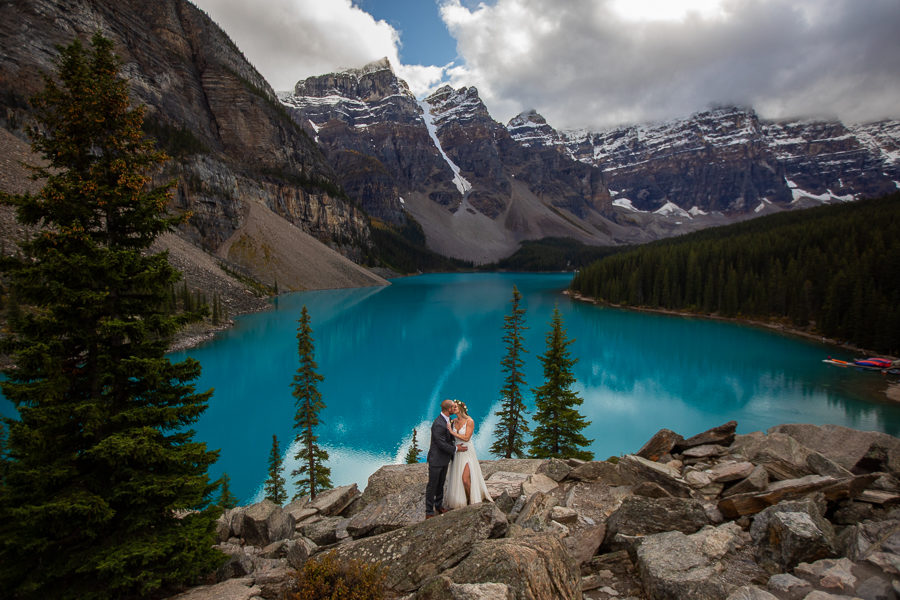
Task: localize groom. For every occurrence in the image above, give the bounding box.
[425,399,466,519]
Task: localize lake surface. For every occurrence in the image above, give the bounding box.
[4,272,898,504]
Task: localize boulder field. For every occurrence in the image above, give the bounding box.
[169,422,900,600]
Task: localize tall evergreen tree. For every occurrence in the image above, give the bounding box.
[218,473,239,510]
[529,306,594,460]
[491,285,530,458]
[404,428,422,464]
[0,34,222,598]
[264,434,288,505]
[291,306,331,500]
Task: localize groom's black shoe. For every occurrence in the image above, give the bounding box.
[438,507,450,514]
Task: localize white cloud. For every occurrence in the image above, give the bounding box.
[192,0,444,95]
[439,0,900,130]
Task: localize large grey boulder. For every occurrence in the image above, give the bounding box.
[238,500,294,547]
[731,432,814,481]
[345,484,424,538]
[412,576,514,599]
[842,518,900,563]
[603,495,712,552]
[352,463,428,514]
[485,471,531,499]
[447,535,582,600]
[723,464,769,497]
[637,428,684,461]
[675,420,738,451]
[618,454,692,497]
[768,423,900,473]
[299,515,347,546]
[327,502,508,594]
[480,458,545,480]
[167,578,261,600]
[708,461,756,483]
[725,586,780,600]
[563,481,632,526]
[749,497,836,572]
[515,491,559,531]
[636,522,768,600]
[306,483,359,517]
[538,458,573,482]
[567,460,627,485]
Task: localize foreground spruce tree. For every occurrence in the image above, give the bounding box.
[291,306,331,500]
[529,306,594,460]
[491,285,530,458]
[0,34,222,598]
[265,434,288,504]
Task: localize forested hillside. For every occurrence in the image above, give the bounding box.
[571,194,900,354]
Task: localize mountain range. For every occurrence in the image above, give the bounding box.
[1,0,898,299]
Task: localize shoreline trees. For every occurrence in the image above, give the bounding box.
[291,306,332,500]
[491,285,530,458]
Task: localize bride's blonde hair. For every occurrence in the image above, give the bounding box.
[455,400,469,418]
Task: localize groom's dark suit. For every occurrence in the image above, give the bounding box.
[425,413,457,516]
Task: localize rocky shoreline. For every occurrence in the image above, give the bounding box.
[169,421,900,600]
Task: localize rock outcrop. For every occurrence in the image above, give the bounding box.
[0,0,384,302]
[168,421,900,600]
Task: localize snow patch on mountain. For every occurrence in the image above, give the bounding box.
[785,178,855,203]
[654,201,691,219]
[419,98,471,196]
[612,198,642,211]
[689,206,708,216]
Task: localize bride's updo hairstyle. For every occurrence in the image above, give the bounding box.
[456,400,469,418]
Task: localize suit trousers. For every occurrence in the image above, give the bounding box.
[425,462,449,515]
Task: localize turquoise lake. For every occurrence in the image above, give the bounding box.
[4,272,899,504]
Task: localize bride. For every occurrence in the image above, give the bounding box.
[444,400,493,509]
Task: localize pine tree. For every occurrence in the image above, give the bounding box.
[404,428,422,464]
[218,473,239,509]
[0,34,222,598]
[291,306,331,500]
[264,434,288,505]
[529,306,594,460]
[491,285,530,458]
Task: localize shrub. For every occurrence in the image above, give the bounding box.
[288,551,387,600]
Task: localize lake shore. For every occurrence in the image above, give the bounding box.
[566,290,900,402]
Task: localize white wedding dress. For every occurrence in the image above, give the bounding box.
[444,420,493,509]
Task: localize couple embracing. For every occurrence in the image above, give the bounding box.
[424,398,492,519]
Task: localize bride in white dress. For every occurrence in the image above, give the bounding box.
[444,400,493,509]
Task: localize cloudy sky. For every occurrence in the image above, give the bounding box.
[192,0,900,131]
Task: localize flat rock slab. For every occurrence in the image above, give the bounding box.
[682,444,729,459]
[168,578,261,600]
[768,423,900,472]
[718,474,878,518]
[447,534,581,600]
[567,461,627,485]
[307,483,359,516]
[708,461,756,483]
[327,502,508,594]
[618,454,692,498]
[637,428,684,461]
[675,420,737,450]
[486,471,531,499]
[346,484,425,538]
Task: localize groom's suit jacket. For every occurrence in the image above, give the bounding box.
[426,414,457,468]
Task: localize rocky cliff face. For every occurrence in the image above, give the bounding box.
[0,0,376,288]
[282,63,634,263]
[511,106,900,219]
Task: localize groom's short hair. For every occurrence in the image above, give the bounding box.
[441,399,455,412]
